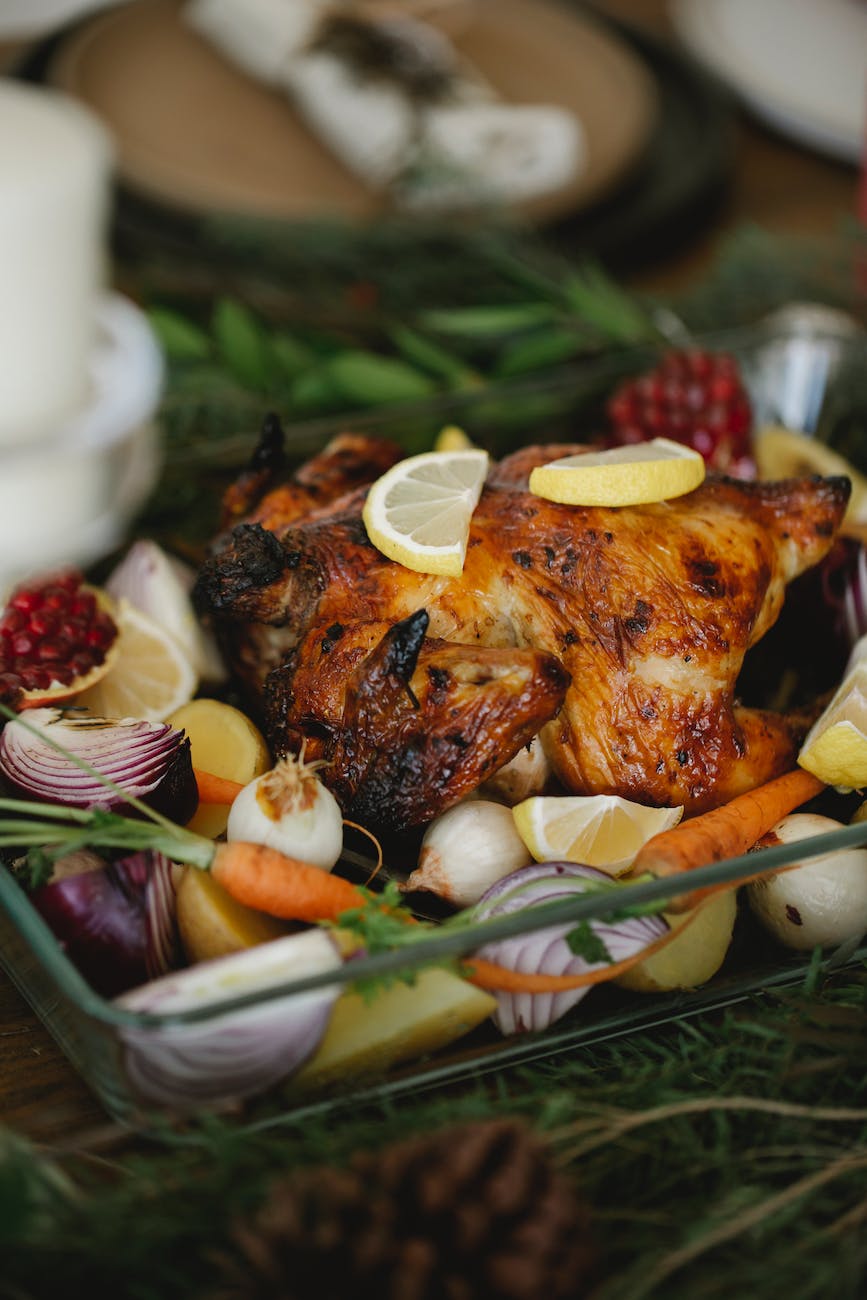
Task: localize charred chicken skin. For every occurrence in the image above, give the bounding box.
[196,429,849,829]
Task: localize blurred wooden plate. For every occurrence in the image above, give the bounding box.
[49,0,658,223]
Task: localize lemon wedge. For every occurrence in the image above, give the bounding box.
[798,663,867,790]
[362,448,489,576]
[528,438,705,507]
[512,793,684,875]
[74,600,197,722]
[433,424,476,452]
[754,424,867,523]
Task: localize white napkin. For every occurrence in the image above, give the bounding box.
[185,0,584,210]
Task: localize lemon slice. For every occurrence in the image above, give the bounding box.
[754,424,867,523]
[512,794,684,875]
[362,448,489,576]
[798,664,867,790]
[433,424,476,452]
[75,600,198,722]
[528,438,705,507]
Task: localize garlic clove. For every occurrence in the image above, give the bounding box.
[479,737,552,805]
[404,799,533,908]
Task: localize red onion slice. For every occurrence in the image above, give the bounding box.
[473,862,669,1035]
[0,708,197,823]
[116,930,342,1108]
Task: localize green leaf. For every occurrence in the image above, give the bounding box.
[270,332,317,381]
[387,322,477,384]
[147,308,211,361]
[566,921,612,964]
[22,848,53,890]
[289,365,346,415]
[211,299,276,392]
[418,303,561,338]
[330,881,426,956]
[325,350,437,406]
[493,326,584,378]
[563,264,660,344]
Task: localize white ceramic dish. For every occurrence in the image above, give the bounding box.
[0,293,164,597]
[670,0,867,165]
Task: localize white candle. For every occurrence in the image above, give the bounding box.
[0,80,112,446]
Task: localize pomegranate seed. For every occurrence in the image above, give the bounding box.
[19,666,52,691]
[47,665,75,686]
[0,609,24,637]
[42,590,70,613]
[69,591,96,619]
[59,617,87,642]
[36,638,69,663]
[11,633,35,657]
[71,650,96,673]
[9,589,43,614]
[52,572,81,592]
[86,624,113,650]
[686,350,713,378]
[708,375,739,404]
[28,611,59,637]
[0,671,22,693]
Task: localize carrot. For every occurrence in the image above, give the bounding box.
[631,768,825,913]
[210,841,368,922]
[465,911,698,993]
[193,768,246,805]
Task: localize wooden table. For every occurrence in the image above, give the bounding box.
[1,0,863,1146]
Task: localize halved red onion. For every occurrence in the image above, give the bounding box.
[0,708,198,823]
[473,862,669,1035]
[31,851,181,997]
[115,929,342,1109]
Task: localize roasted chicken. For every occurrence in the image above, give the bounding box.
[195,428,849,829]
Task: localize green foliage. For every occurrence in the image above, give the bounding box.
[4,968,867,1298]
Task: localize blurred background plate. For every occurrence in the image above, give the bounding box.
[670,0,867,165]
[47,0,658,224]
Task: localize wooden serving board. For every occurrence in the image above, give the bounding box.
[48,0,658,224]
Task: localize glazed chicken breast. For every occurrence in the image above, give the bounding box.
[195,429,849,830]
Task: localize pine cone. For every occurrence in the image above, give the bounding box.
[212,1118,593,1300]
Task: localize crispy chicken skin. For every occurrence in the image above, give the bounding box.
[196,434,849,826]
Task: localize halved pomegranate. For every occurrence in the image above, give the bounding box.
[0,570,120,710]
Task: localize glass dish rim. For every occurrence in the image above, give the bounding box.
[4,812,867,1032]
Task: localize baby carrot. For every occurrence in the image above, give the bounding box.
[210,841,368,922]
[193,768,246,805]
[631,768,825,913]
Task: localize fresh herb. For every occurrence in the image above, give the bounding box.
[566,920,612,964]
[329,880,427,955]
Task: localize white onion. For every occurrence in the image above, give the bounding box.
[405,800,533,907]
[106,538,226,683]
[226,755,343,870]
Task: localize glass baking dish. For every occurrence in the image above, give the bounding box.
[2,305,867,1133]
[2,821,867,1133]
